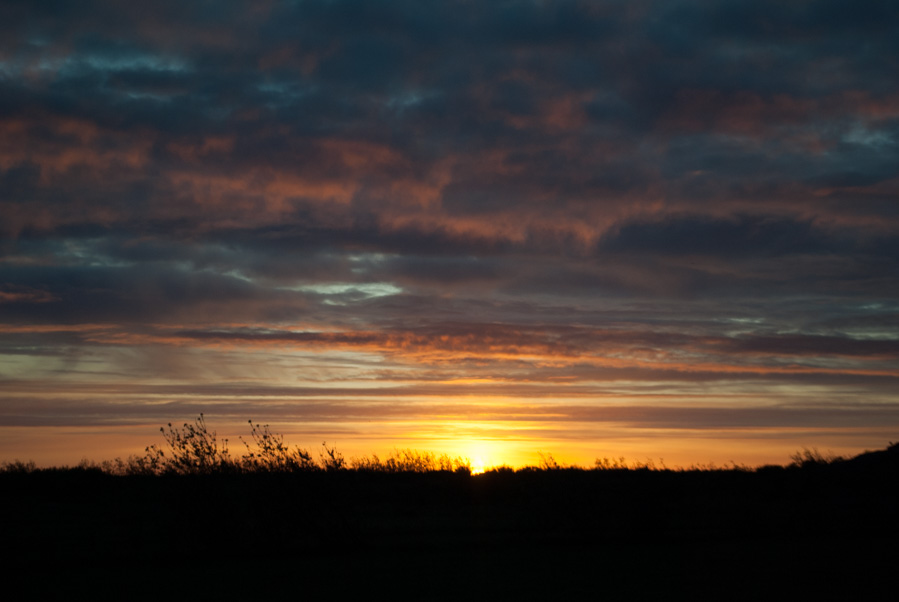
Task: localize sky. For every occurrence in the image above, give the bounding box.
[2,0,898,469]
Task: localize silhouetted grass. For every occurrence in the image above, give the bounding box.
[2,415,894,477]
[2,418,897,598]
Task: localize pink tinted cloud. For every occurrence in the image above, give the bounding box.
[0,285,58,304]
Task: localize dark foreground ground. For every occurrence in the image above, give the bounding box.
[3,447,897,600]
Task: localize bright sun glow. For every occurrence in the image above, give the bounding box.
[470,457,487,475]
[456,441,507,474]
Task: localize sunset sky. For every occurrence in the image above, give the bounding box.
[2,0,898,468]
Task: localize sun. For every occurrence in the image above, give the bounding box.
[462,442,499,474]
[431,434,528,473]
[470,456,487,475]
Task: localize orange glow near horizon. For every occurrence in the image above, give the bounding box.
[2,417,894,471]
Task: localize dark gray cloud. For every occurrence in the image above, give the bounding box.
[600,215,833,257]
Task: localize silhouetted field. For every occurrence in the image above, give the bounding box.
[3,421,897,599]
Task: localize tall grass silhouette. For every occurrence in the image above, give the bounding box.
[59,414,470,475]
[2,414,895,476]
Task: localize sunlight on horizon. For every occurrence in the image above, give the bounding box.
[1,417,896,470]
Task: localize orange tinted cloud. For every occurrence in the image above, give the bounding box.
[0,115,153,177]
[0,286,58,304]
[70,323,899,382]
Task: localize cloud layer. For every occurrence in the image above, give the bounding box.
[2,1,898,466]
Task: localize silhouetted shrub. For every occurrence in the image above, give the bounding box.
[135,415,342,474]
[1,459,37,473]
[239,420,315,472]
[144,413,235,475]
[538,452,562,470]
[319,441,345,471]
[789,447,843,468]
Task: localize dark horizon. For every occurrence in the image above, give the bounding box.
[5,433,898,599]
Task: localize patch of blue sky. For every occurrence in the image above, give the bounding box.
[385,89,432,114]
[82,53,189,73]
[285,282,403,299]
[255,80,314,108]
